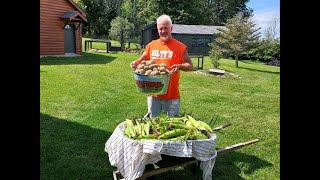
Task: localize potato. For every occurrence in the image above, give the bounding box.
[150,71,160,75]
[159,63,167,68]
[145,70,152,74]
[134,69,140,74]
[140,69,145,74]
[149,64,158,69]
[159,67,167,72]
[144,65,150,70]
[146,60,156,66]
[137,64,145,69]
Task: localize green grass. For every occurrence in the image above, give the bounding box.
[40,48,279,179]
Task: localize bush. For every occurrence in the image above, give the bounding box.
[250,39,280,62]
[208,43,223,69]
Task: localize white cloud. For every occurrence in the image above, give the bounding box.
[251,10,280,38]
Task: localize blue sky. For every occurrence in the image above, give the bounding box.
[246,0,280,38]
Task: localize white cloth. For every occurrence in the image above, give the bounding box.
[105,122,217,180]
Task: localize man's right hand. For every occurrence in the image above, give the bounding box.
[130,61,137,69]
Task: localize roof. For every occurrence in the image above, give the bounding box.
[172,24,226,35]
[61,10,87,23]
[142,21,226,35]
[62,0,87,23]
[67,0,86,17]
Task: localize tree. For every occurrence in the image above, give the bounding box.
[77,0,253,38]
[109,16,134,42]
[140,0,252,25]
[80,0,122,37]
[205,0,253,25]
[120,0,158,29]
[213,12,261,67]
[249,15,280,62]
[264,15,280,43]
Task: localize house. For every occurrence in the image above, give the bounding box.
[141,22,226,55]
[40,0,87,56]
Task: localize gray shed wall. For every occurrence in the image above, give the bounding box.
[173,34,214,55]
[142,26,159,47]
[141,23,216,55]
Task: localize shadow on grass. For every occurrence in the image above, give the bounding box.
[142,147,272,180]
[213,150,273,179]
[238,65,280,74]
[40,113,113,179]
[40,52,116,65]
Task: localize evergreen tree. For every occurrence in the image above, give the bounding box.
[109,16,135,42]
[213,12,260,67]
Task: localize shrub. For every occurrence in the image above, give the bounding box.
[208,43,223,69]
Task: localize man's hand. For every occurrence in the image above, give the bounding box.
[130,61,137,69]
[170,64,180,73]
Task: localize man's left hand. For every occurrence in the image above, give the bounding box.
[170,64,180,73]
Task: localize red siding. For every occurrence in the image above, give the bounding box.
[40,0,84,55]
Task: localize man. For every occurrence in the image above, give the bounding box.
[130,14,193,118]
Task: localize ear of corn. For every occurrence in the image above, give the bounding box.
[171,124,196,130]
[187,115,201,129]
[123,114,213,140]
[124,119,134,127]
[124,126,136,138]
[159,129,188,139]
[166,134,189,141]
[197,121,213,133]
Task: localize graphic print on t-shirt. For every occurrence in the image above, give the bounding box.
[151,50,173,60]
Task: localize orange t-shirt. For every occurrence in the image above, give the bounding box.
[145,38,187,100]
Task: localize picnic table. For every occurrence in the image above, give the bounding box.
[189,54,204,70]
[84,39,111,52]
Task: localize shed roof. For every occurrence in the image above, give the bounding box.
[172,24,226,35]
[142,21,226,35]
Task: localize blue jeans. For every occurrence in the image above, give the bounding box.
[147,96,180,118]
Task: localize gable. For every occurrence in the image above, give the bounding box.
[66,0,87,18]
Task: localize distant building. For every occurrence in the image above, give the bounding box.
[141,22,226,55]
[40,0,87,56]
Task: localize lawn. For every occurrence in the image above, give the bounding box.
[40,48,279,179]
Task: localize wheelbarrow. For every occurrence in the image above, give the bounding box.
[112,123,259,180]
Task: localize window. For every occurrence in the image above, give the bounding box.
[191,38,211,47]
[64,24,71,29]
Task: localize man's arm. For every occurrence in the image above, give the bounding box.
[130,50,148,69]
[170,49,193,73]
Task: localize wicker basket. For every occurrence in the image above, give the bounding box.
[134,73,171,95]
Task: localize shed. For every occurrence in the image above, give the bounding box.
[40,0,87,56]
[141,22,225,55]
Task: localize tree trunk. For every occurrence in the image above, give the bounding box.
[235,55,239,67]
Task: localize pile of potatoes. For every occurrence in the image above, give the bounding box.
[134,60,170,75]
